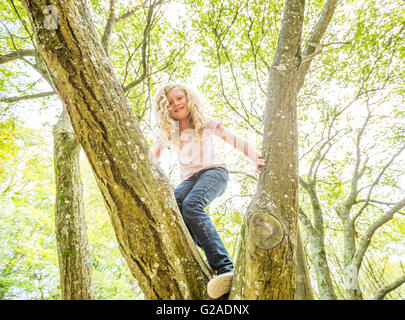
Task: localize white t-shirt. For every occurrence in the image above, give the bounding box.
[155,118,227,180]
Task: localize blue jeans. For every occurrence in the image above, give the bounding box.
[174,167,234,275]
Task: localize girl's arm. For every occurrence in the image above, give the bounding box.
[152,143,163,161]
[215,123,265,174]
[152,129,168,162]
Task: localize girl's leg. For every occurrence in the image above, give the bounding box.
[174,175,195,212]
[174,175,201,246]
[181,167,234,275]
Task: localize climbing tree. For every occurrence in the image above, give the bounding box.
[20,0,214,300]
[17,0,341,299]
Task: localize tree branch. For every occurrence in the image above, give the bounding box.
[297,0,339,91]
[0,49,36,64]
[346,103,372,217]
[298,206,316,237]
[208,3,263,136]
[101,0,166,57]
[115,6,141,23]
[355,199,397,207]
[299,174,325,238]
[123,1,156,93]
[353,197,405,271]
[0,91,56,103]
[353,144,405,222]
[115,0,167,23]
[101,0,116,57]
[373,274,405,300]
[228,170,257,181]
[300,41,352,64]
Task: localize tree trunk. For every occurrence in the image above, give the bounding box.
[305,227,337,299]
[338,205,363,300]
[229,0,305,300]
[298,189,337,299]
[294,227,314,300]
[295,0,339,300]
[22,0,213,299]
[53,107,95,299]
[0,22,96,299]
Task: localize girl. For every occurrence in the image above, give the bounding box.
[152,83,265,299]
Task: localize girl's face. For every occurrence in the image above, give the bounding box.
[166,88,190,120]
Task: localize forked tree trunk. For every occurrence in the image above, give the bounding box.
[23,0,316,300]
[22,0,213,299]
[229,0,305,299]
[230,0,338,300]
[53,107,95,299]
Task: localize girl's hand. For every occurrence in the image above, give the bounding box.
[255,154,265,174]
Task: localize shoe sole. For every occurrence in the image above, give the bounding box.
[207,273,234,299]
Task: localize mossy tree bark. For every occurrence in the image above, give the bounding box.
[21,0,213,299]
[229,0,339,300]
[230,0,304,300]
[53,107,95,300]
[229,0,305,300]
[0,32,96,299]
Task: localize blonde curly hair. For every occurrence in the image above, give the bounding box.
[154,82,209,148]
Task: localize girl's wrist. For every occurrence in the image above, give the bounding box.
[248,149,259,164]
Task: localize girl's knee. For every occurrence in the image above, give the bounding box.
[181,198,194,214]
[182,197,205,217]
[174,194,181,205]
[174,189,185,206]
